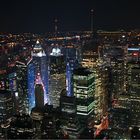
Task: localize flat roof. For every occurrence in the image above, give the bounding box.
[73,67,93,76]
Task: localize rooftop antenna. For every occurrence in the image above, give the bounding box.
[54,18,58,37]
[36,39,40,44]
[90,9,94,33]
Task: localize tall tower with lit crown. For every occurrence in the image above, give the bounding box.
[28,40,49,111]
[48,46,66,108]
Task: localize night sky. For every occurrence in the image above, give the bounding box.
[0,0,140,33]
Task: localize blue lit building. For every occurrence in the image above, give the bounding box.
[28,62,35,110]
[7,61,29,114]
[66,61,73,97]
[8,71,20,114]
[28,41,49,112]
[64,46,80,97]
[66,58,78,97]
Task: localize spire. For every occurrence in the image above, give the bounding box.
[54,18,58,33]
[90,9,94,32]
[34,39,42,49]
[35,72,42,85]
[36,40,40,44]
[32,40,46,57]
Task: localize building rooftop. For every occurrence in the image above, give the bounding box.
[0,90,11,95]
[73,67,93,76]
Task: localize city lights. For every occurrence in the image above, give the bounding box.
[0,0,140,139]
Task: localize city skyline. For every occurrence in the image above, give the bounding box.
[0,0,140,139]
[0,29,140,139]
[0,0,140,33]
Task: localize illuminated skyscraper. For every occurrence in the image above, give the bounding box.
[0,90,13,123]
[66,60,73,97]
[28,62,35,111]
[63,46,80,97]
[106,47,140,139]
[102,45,126,108]
[16,61,29,114]
[28,41,49,111]
[0,90,13,139]
[8,63,29,114]
[127,61,140,127]
[73,67,95,127]
[81,49,109,120]
[119,47,140,108]
[48,47,66,108]
[94,60,109,121]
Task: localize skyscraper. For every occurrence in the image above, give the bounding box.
[102,45,126,108]
[48,47,66,108]
[127,61,140,127]
[73,67,95,127]
[28,40,49,111]
[60,89,83,139]
[35,84,44,109]
[8,68,26,114]
[28,61,35,111]
[15,61,29,114]
[94,60,109,121]
[66,60,73,97]
[41,104,59,139]
[64,46,80,97]
[0,90,13,139]
[0,90,13,123]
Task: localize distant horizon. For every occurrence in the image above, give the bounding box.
[0,28,140,34]
[0,0,140,33]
